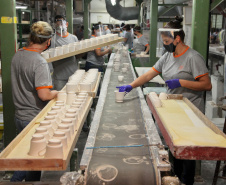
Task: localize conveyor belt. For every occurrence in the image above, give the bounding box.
[81,53,165,185]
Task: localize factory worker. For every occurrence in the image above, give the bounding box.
[117,17,212,185]
[85,25,112,72]
[11,21,58,182]
[133,26,150,54]
[51,15,79,90]
[104,25,111,35]
[123,24,133,49]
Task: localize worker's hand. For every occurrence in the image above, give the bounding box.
[116,85,133,94]
[165,79,181,89]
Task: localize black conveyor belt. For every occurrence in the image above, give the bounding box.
[84,53,157,185]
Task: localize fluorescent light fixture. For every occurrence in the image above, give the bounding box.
[111,0,116,6]
[16,6,28,9]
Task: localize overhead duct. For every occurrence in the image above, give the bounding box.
[105,0,139,21]
[105,0,190,21]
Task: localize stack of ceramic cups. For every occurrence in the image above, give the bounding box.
[79,69,98,92]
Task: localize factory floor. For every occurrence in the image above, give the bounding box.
[0,92,225,184]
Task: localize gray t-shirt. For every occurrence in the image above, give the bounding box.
[153,47,209,113]
[51,33,78,80]
[123,31,133,49]
[133,35,149,53]
[86,35,105,66]
[11,48,52,121]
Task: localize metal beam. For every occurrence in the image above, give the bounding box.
[191,0,210,62]
[158,4,188,6]
[0,0,17,146]
[149,0,158,65]
[84,0,92,39]
[210,0,224,12]
[158,5,177,16]
[66,0,73,34]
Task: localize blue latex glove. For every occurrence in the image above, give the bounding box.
[165,79,181,89]
[116,85,133,94]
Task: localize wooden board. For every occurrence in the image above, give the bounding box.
[146,94,226,160]
[0,97,93,171]
[46,38,124,63]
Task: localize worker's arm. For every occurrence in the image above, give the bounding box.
[95,48,112,57]
[37,89,58,101]
[130,68,159,88]
[180,75,212,91]
[145,45,150,53]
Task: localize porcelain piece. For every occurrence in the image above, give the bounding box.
[28,134,46,157]
[35,127,50,142]
[62,45,69,54]
[45,139,63,158]
[79,83,92,92]
[39,120,54,136]
[159,92,168,100]
[44,115,58,130]
[52,131,68,153]
[118,76,124,82]
[65,113,78,129]
[114,90,125,103]
[57,124,71,142]
[61,118,74,135]
[49,49,57,58]
[57,91,67,102]
[66,92,76,105]
[122,68,127,73]
[66,83,78,93]
[41,52,49,59]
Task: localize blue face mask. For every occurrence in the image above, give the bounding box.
[163,42,176,53]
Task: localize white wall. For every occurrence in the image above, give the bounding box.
[90,0,138,24]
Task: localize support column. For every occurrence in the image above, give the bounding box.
[66,0,73,34]
[0,0,17,146]
[149,0,158,66]
[84,0,91,39]
[191,0,210,61]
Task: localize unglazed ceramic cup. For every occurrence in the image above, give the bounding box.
[65,113,78,129]
[47,111,60,124]
[57,91,67,102]
[28,134,46,157]
[39,120,54,136]
[61,118,74,135]
[45,139,63,158]
[66,83,79,93]
[118,76,124,82]
[79,83,92,92]
[57,124,71,142]
[52,131,68,154]
[66,92,77,105]
[49,48,57,58]
[56,46,63,56]
[41,52,49,59]
[149,96,162,108]
[62,45,69,54]
[114,90,125,103]
[44,115,58,130]
[159,92,168,100]
[35,127,50,141]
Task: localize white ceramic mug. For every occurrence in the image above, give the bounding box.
[66,92,77,105]
[28,134,46,157]
[118,76,124,82]
[57,124,71,142]
[66,83,78,93]
[49,49,57,58]
[44,115,58,130]
[35,127,50,142]
[56,46,63,56]
[57,91,67,102]
[79,83,92,92]
[52,131,68,154]
[159,92,168,100]
[114,90,125,103]
[39,120,54,136]
[62,45,69,54]
[61,118,74,135]
[65,113,78,129]
[41,52,49,59]
[45,139,63,158]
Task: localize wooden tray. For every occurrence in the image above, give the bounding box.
[46,38,124,63]
[146,94,226,160]
[0,97,93,171]
[61,72,101,98]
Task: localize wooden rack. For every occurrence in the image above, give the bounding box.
[46,37,124,63]
[0,97,93,171]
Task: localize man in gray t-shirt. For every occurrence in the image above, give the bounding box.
[51,15,79,90]
[123,25,133,49]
